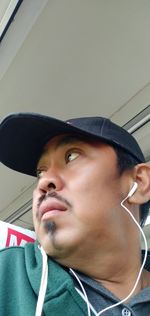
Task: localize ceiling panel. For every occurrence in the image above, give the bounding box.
[0,0,12,22]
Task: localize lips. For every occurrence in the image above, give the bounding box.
[38,199,67,220]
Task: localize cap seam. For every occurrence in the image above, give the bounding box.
[100,117,108,135]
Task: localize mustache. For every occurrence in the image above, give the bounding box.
[37,191,72,209]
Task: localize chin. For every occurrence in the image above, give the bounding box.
[37,222,82,261]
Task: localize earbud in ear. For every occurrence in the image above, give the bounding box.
[127,182,138,198]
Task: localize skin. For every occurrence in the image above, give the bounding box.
[32,134,150,300]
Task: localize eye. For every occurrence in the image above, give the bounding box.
[65,150,80,163]
[36,169,44,179]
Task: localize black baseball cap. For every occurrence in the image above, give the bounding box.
[0,112,145,177]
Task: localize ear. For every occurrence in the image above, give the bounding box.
[128,163,150,205]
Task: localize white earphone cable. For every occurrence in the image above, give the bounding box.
[35,246,48,316]
[96,195,148,315]
[70,268,91,316]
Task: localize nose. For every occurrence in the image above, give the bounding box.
[37,169,64,194]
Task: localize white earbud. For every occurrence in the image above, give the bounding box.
[127,182,138,198]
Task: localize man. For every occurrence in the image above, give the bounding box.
[0,112,150,316]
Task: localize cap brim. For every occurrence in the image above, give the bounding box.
[0,113,99,176]
[0,112,145,177]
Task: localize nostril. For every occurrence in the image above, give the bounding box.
[48,182,56,190]
[40,188,47,194]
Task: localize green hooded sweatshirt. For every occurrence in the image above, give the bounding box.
[0,242,89,316]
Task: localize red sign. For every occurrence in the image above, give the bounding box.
[0,221,36,249]
[6,228,35,247]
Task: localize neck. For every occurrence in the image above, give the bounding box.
[97,269,150,301]
[56,236,149,300]
[66,246,149,300]
[83,248,149,301]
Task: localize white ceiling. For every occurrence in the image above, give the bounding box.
[0,0,150,230]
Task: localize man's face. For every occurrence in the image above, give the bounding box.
[33,135,128,268]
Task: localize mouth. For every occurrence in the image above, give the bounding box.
[38,200,67,221]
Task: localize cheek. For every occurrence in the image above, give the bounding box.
[66,166,120,224]
[68,165,108,205]
[67,177,104,222]
[32,190,41,229]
